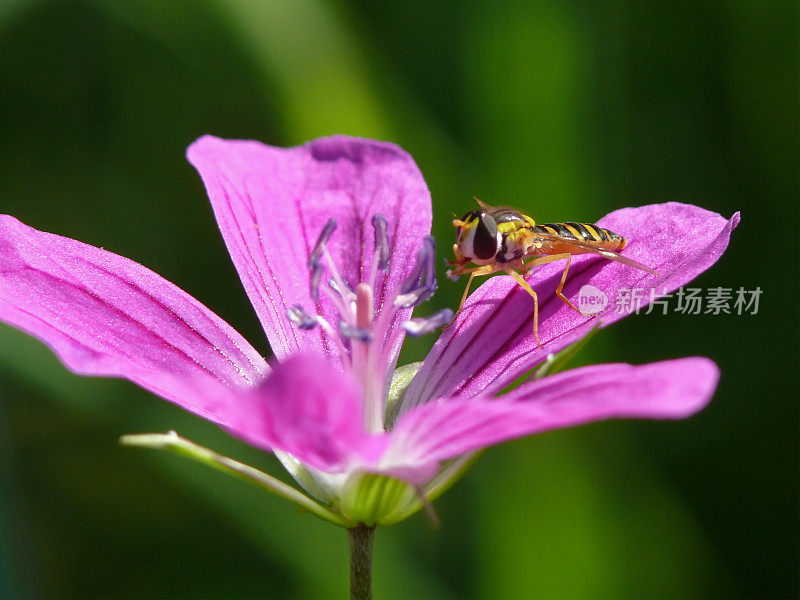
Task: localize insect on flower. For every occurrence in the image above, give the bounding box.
[446,198,659,347]
[0,131,737,600]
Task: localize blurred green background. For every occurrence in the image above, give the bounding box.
[0,1,796,598]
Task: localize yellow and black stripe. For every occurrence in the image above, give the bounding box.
[532,222,625,250]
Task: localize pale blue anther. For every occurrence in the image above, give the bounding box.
[286,305,319,330]
[339,320,374,343]
[396,236,437,308]
[310,262,324,301]
[372,214,390,270]
[417,235,438,302]
[398,250,423,296]
[403,308,454,337]
[308,218,337,270]
[328,276,354,299]
[309,218,337,300]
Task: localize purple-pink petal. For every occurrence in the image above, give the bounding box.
[187,135,432,368]
[221,353,387,472]
[0,215,268,424]
[403,203,738,409]
[383,357,718,478]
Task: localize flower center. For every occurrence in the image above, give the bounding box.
[286,215,452,434]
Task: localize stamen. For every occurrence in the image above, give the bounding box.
[420,235,437,292]
[308,218,337,270]
[328,276,354,299]
[321,245,356,317]
[339,321,374,343]
[395,236,438,308]
[310,262,324,301]
[402,308,454,337]
[399,237,429,293]
[308,219,337,300]
[396,263,423,304]
[372,214,390,270]
[286,305,319,330]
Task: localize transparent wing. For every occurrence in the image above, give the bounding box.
[526,232,659,275]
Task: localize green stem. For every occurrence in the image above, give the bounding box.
[120,431,349,526]
[348,524,375,600]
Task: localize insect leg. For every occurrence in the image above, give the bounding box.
[444,264,499,329]
[520,252,568,274]
[521,253,583,314]
[501,266,544,349]
[553,254,582,314]
[449,263,503,276]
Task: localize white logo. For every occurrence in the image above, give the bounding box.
[577,285,608,315]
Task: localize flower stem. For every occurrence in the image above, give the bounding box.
[120,431,349,526]
[348,524,375,600]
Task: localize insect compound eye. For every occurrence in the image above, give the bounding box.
[455,209,481,239]
[472,213,499,260]
[460,209,482,222]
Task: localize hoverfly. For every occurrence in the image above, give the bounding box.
[446,199,658,347]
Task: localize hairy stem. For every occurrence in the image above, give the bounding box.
[120,431,348,526]
[348,524,375,600]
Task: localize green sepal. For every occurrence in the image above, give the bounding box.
[384,361,422,428]
[339,472,418,526]
[120,431,350,527]
[383,451,484,524]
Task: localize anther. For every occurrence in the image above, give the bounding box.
[308,218,337,270]
[403,308,454,337]
[419,236,437,296]
[308,219,337,300]
[310,261,324,301]
[398,254,423,297]
[372,214,390,270]
[339,321,374,343]
[329,276,354,299]
[286,305,319,330]
[395,236,438,308]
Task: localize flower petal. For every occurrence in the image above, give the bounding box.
[384,357,718,480]
[0,216,268,423]
[221,353,387,472]
[186,135,432,366]
[403,203,738,409]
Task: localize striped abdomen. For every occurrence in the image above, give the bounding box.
[532,222,627,252]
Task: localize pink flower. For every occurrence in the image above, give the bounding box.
[0,135,738,525]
